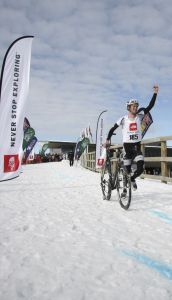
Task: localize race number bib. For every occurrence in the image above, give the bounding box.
[129,134,139,141]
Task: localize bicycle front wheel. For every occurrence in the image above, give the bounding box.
[116,169,132,210]
[101,160,112,200]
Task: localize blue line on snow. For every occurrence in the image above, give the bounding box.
[149,210,172,224]
[121,250,172,280]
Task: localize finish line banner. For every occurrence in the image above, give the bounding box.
[0,36,34,181]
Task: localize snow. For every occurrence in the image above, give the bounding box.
[0,160,172,300]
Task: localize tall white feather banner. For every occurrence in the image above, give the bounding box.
[0,36,34,181]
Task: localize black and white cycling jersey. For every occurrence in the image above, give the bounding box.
[116,113,144,143]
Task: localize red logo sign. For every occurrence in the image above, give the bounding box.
[129,123,137,131]
[4,155,19,173]
[97,158,105,166]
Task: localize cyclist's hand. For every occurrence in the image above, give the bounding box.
[103,140,110,148]
[153,84,159,94]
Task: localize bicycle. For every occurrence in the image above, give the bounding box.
[100,146,132,210]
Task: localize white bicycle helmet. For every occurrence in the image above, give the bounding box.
[126,99,139,110]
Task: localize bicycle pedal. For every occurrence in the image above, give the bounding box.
[131,180,137,191]
[121,188,127,198]
[121,193,127,198]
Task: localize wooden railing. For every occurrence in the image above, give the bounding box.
[80,135,172,184]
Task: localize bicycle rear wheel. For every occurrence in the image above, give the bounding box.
[101,159,112,200]
[116,168,132,210]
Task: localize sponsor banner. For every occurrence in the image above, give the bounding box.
[25,136,37,160]
[41,143,49,156]
[141,112,153,138]
[75,137,90,160]
[23,117,30,132]
[96,111,107,169]
[23,127,35,150]
[0,36,33,181]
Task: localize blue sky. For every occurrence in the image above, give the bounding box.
[0,0,172,144]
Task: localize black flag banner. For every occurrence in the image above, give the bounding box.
[75,137,90,160]
[23,117,31,132]
[141,112,153,138]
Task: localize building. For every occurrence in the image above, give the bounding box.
[39,140,96,156]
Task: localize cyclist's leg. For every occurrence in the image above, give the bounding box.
[130,156,143,190]
[136,156,144,176]
[131,143,144,188]
[123,143,132,174]
[131,156,144,178]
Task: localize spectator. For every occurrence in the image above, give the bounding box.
[68,151,74,166]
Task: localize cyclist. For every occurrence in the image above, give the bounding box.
[105,85,159,194]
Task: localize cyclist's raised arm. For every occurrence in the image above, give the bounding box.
[142,85,159,115]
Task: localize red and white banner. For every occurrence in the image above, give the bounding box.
[95,110,107,169]
[0,36,34,181]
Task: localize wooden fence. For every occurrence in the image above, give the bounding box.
[80,135,172,184]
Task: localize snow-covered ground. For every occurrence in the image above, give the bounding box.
[0,160,172,300]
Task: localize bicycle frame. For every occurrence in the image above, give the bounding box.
[101,147,132,210]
